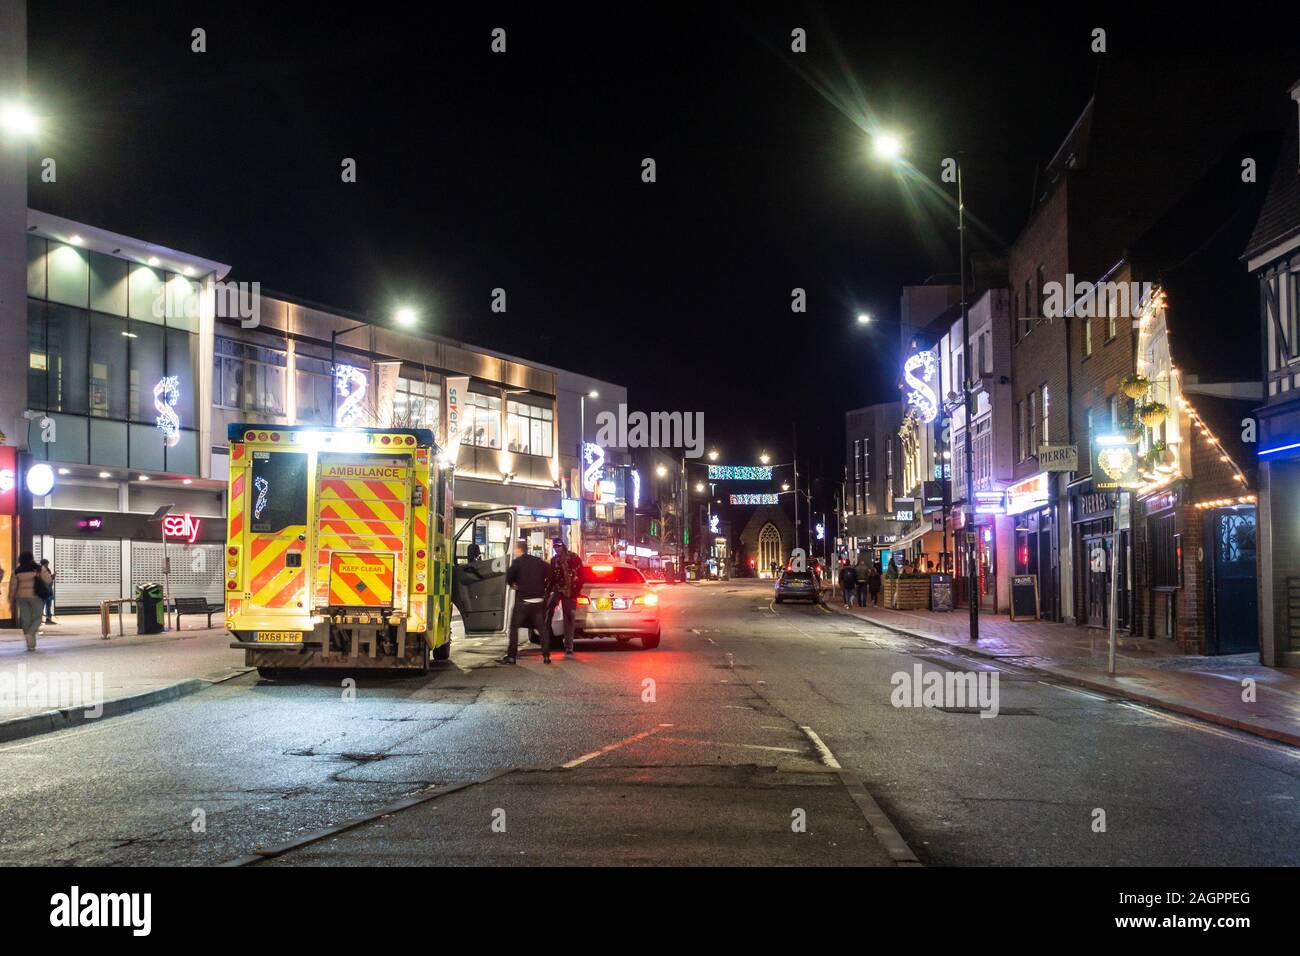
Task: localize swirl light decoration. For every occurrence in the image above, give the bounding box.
[153,375,181,447]
[335,364,368,426]
[253,476,269,521]
[903,349,939,424]
[582,442,605,496]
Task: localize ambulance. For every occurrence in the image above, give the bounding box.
[223,424,516,674]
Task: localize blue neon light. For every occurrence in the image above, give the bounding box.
[1259,441,1300,457]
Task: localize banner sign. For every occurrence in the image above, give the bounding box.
[1038,444,1078,472]
[444,375,469,461]
[1090,436,1140,490]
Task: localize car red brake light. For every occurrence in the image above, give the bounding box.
[591,565,614,573]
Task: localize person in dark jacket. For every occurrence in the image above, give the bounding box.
[867,563,883,606]
[40,558,56,624]
[838,561,858,608]
[545,538,584,657]
[500,542,552,664]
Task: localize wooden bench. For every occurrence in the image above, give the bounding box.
[172,596,222,629]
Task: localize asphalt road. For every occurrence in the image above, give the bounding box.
[2,580,1297,866]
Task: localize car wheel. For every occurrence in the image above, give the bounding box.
[432,638,451,661]
[641,631,661,649]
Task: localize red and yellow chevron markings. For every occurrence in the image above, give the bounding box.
[329,552,396,607]
[249,531,307,609]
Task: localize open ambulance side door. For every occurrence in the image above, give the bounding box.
[450,509,517,633]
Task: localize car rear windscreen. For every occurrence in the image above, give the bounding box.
[582,566,647,584]
[782,571,814,581]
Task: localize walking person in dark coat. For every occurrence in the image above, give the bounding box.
[500,541,552,664]
[838,561,858,608]
[545,538,585,657]
[867,563,883,606]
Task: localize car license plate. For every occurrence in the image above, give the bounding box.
[612,597,629,610]
[256,630,302,643]
[788,581,806,588]
[596,597,612,610]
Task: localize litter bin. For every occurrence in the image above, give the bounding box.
[135,583,165,634]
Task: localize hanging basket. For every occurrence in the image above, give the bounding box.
[1119,374,1151,399]
[1138,402,1169,428]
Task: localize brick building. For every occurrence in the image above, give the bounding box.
[1007,64,1275,636]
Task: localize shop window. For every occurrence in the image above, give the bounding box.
[165,275,201,332]
[295,355,333,424]
[26,235,47,299]
[127,264,165,324]
[89,313,128,419]
[394,376,441,430]
[89,251,129,317]
[464,392,501,448]
[46,304,89,415]
[1041,385,1050,444]
[47,242,89,308]
[27,299,46,410]
[507,399,553,457]
[214,337,287,415]
[128,323,166,423]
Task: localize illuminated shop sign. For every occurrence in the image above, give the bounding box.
[974,490,1006,514]
[1005,473,1049,516]
[78,516,105,531]
[162,512,202,543]
[893,497,916,522]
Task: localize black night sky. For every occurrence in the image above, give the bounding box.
[24,1,1300,516]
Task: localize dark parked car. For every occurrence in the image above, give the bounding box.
[774,569,821,604]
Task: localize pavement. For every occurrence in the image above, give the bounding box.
[823,592,1300,747]
[0,614,249,735]
[0,580,1296,866]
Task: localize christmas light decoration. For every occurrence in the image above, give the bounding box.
[154,375,181,447]
[730,494,778,505]
[708,465,773,481]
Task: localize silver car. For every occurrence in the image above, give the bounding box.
[554,563,661,648]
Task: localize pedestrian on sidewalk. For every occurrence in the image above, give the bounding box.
[500,541,552,665]
[854,553,870,608]
[7,552,52,651]
[39,558,56,624]
[838,561,857,608]
[868,563,882,606]
[545,537,584,658]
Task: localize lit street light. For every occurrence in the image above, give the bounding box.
[707,449,719,461]
[856,312,872,324]
[873,132,902,161]
[0,101,37,137]
[759,452,770,465]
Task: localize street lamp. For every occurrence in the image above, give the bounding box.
[856,312,872,325]
[873,132,979,643]
[872,132,902,161]
[707,449,719,461]
[656,464,668,478]
[0,102,37,137]
[759,452,770,466]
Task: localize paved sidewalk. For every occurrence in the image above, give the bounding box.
[0,614,248,737]
[829,600,1300,746]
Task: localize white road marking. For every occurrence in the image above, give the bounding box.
[561,723,673,769]
[656,735,803,754]
[799,725,842,769]
[1118,701,1300,760]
